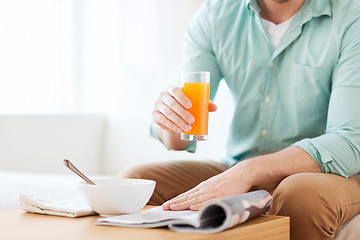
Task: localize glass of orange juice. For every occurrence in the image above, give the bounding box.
[180,71,210,141]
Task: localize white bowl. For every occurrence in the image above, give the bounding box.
[78,178,156,215]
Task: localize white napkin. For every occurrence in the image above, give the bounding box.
[19,194,97,217]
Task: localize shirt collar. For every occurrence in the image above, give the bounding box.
[246,0,259,14]
[302,0,332,18]
[246,0,332,18]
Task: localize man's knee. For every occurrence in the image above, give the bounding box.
[270,173,336,214]
[269,173,339,239]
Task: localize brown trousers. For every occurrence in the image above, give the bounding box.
[118,160,360,240]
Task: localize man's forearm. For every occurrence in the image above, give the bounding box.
[162,145,322,211]
[242,145,322,187]
[156,125,190,151]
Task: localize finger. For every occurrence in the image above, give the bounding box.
[162,181,207,210]
[165,187,205,209]
[156,122,173,132]
[167,86,192,109]
[157,103,192,132]
[162,193,192,210]
[162,189,201,210]
[189,198,217,211]
[165,182,204,204]
[162,94,195,125]
[152,111,182,133]
[170,193,213,211]
[209,102,217,112]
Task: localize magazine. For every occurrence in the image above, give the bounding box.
[96,190,272,234]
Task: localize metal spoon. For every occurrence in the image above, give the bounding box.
[64,159,96,185]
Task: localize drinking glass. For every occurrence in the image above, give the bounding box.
[180,71,210,141]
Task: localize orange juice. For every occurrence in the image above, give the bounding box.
[181,82,210,137]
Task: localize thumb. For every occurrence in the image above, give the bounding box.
[209,100,217,112]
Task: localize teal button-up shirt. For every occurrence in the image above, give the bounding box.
[152,0,360,177]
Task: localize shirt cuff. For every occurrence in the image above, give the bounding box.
[293,136,350,178]
[149,121,197,153]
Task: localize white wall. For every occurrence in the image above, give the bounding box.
[69,0,235,174]
[85,0,235,173]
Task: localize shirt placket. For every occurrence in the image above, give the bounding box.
[251,11,275,153]
[251,6,314,154]
[260,61,275,153]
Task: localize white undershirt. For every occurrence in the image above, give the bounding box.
[261,14,296,48]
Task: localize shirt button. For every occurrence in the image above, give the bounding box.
[265,96,271,103]
[269,61,274,67]
[262,129,267,136]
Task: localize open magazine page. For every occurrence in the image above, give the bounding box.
[97,190,272,234]
[170,190,272,233]
[97,206,200,228]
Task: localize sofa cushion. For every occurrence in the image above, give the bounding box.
[0,114,105,174]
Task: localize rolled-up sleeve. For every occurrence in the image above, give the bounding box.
[150,2,222,153]
[294,18,360,177]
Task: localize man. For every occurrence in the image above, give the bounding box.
[119,0,360,239]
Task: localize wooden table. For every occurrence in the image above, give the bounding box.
[0,209,289,240]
